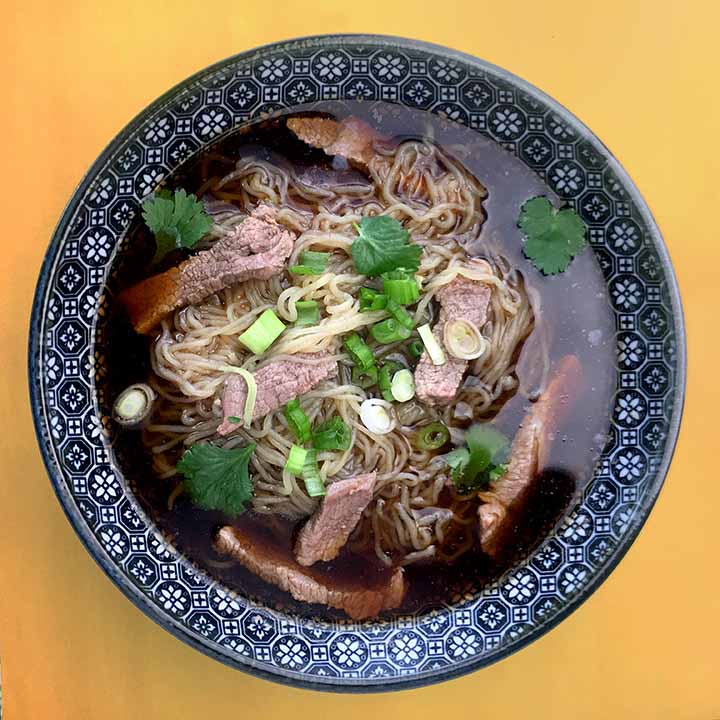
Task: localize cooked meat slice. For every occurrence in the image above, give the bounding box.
[214,525,406,620]
[120,204,295,334]
[477,355,583,558]
[295,472,376,566]
[414,274,492,406]
[217,354,337,435]
[287,117,379,170]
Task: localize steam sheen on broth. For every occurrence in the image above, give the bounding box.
[105,102,615,619]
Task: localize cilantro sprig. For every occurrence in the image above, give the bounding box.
[142,188,212,265]
[445,425,509,494]
[518,197,587,275]
[351,216,422,278]
[176,443,255,516]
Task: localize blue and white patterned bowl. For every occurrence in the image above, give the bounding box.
[29,35,685,691]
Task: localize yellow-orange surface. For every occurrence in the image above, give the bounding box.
[1,1,716,718]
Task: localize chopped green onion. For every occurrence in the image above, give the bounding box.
[383,271,420,305]
[284,444,308,476]
[407,339,424,359]
[443,319,487,360]
[378,361,403,402]
[312,417,352,451]
[417,323,446,365]
[220,366,257,427]
[390,368,415,402]
[415,422,450,451]
[295,300,320,326]
[113,383,155,427]
[385,299,414,330]
[238,309,286,355]
[359,287,388,312]
[343,333,375,370]
[359,398,396,435]
[371,318,412,344]
[284,399,312,444]
[227,416,242,424]
[289,251,330,275]
[302,449,326,497]
[351,364,378,389]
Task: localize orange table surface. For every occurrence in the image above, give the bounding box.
[1,1,716,718]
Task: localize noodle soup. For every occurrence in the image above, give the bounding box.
[105,102,615,619]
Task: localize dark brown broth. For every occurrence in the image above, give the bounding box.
[104,101,615,619]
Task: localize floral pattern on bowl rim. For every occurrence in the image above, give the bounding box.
[28,35,685,691]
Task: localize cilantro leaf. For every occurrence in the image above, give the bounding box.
[445,425,510,494]
[176,443,255,516]
[142,189,213,265]
[518,197,587,275]
[351,216,422,277]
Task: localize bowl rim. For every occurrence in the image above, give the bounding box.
[28,33,686,692]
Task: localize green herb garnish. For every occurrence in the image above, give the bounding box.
[284,399,312,444]
[359,287,388,312]
[301,449,326,497]
[176,443,255,516]
[289,251,330,276]
[415,422,450,451]
[371,318,412,344]
[142,189,212,265]
[382,270,420,305]
[446,425,509,494]
[238,309,286,355]
[295,300,320,327]
[227,416,242,424]
[343,333,375,370]
[351,216,422,278]
[351,364,379,389]
[312,417,352,451]
[518,197,587,275]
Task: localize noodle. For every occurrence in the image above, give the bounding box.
[143,136,534,564]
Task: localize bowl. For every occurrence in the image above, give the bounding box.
[29,34,685,691]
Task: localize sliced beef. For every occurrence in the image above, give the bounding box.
[287,117,379,170]
[120,204,295,334]
[295,472,376,566]
[214,525,406,620]
[414,275,492,406]
[477,355,583,558]
[218,353,337,434]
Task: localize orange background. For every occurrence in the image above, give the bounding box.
[1,1,717,718]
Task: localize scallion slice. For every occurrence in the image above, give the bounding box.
[220,366,257,427]
[295,300,320,326]
[343,333,375,370]
[351,364,378,389]
[284,444,308,476]
[418,323,446,365]
[302,449,326,497]
[383,270,420,305]
[414,422,450,451]
[289,251,330,275]
[284,399,311,444]
[359,287,388,312]
[390,368,415,402]
[371,318,412,344]
[407,339,424,359]
[312,417,352,451]
[238,309,286,355]
[443,319,487,360]
[378,361,403,402]
[359,398,396,435]
[385,298,414,330]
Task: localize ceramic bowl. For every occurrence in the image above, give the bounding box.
[29,35,685,691]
